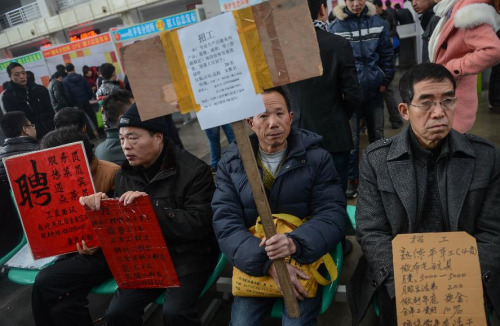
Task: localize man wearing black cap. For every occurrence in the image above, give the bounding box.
[82,104,218,326]
[32,104,217,326]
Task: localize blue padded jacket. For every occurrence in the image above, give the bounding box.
[328,2,395,94]
[212,128,346,277]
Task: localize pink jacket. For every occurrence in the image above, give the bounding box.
[434,0,500,133]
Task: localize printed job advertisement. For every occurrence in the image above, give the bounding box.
[177,13,265,129]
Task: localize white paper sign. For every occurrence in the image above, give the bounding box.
[6,244,56,270]
[177,13,265,129]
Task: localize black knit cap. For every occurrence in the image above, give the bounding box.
[118,103,167,133]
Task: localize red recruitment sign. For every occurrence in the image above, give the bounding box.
[85,196,179,289]
[42,33,111,58]
[4,142,97,259]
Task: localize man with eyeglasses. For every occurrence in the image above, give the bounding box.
[1,62,54,140]
[349,63,500,325]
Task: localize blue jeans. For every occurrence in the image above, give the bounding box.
[348,93,384,181]
[230,288,322,326]
[204,124,236,168]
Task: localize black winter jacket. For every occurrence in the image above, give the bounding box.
[288,28,363,153]
[63,73,93,105]
[0,136,38,257]
[0,136,40,183]
[1,81,54,140]
[49,79,69,111]
[114,141,218,278]
[212,129,347,276]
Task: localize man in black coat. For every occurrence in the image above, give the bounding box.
[1,63,54,140]
[350,63,500,325]
[48,72,70,112]
[0,111,39,257]
[287,0,362,191]
[63,63,97,139]
[35,103,217,326]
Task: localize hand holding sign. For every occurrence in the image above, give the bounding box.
[4,142,97,259]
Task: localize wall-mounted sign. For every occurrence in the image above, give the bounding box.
[111,10,198,43]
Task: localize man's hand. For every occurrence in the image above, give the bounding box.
[268,262,310,300]
[79,192,108,211]
[119,191,148,206]
[379,85,387,93]
[76,240,97,255]
[259,234,297,260]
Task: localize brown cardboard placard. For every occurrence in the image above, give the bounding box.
[392,232,487,326]
[122,0,321,121]
[252,0,322,86]
[122,36,179,121]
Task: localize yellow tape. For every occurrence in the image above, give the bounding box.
[160,30,200,114]
[233,7,274,93]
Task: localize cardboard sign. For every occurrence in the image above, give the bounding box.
[3,142,97,259]
[122,0,321,123]
[393,232,487,326]
[85,196,179,289]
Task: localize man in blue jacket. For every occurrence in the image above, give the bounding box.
[329,0,395,199]
[212,87,346,325]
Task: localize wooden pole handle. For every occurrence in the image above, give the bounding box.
[231,120,300,318]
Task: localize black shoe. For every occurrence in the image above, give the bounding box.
[489,106,500,114]
[346,180,358,199]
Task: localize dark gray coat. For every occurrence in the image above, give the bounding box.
[349,126,500,325]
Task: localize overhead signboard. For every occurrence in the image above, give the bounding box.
[111,11,199,43]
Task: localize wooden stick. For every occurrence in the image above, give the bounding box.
[231,119,300,318]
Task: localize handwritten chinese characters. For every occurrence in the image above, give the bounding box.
[4,142,97,259]
[177,12,265,129]
[393,232,487,326]
[85,196,179,289]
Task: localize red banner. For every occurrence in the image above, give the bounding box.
[85,196,179,289]
[42,33,111,58]
[4,142,97,259]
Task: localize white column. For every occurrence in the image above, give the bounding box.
[120,9,141,26]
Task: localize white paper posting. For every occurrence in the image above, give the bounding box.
[177,13,266,129]
[6,244,56,269]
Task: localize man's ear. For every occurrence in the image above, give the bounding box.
[399,103,410,121]
[21,125,29,137]
[246,118,253,128]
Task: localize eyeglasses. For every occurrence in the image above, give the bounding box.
[25,124,36,129]
[409,97,458,112]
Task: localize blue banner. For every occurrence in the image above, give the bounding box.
[111,10,199,43]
